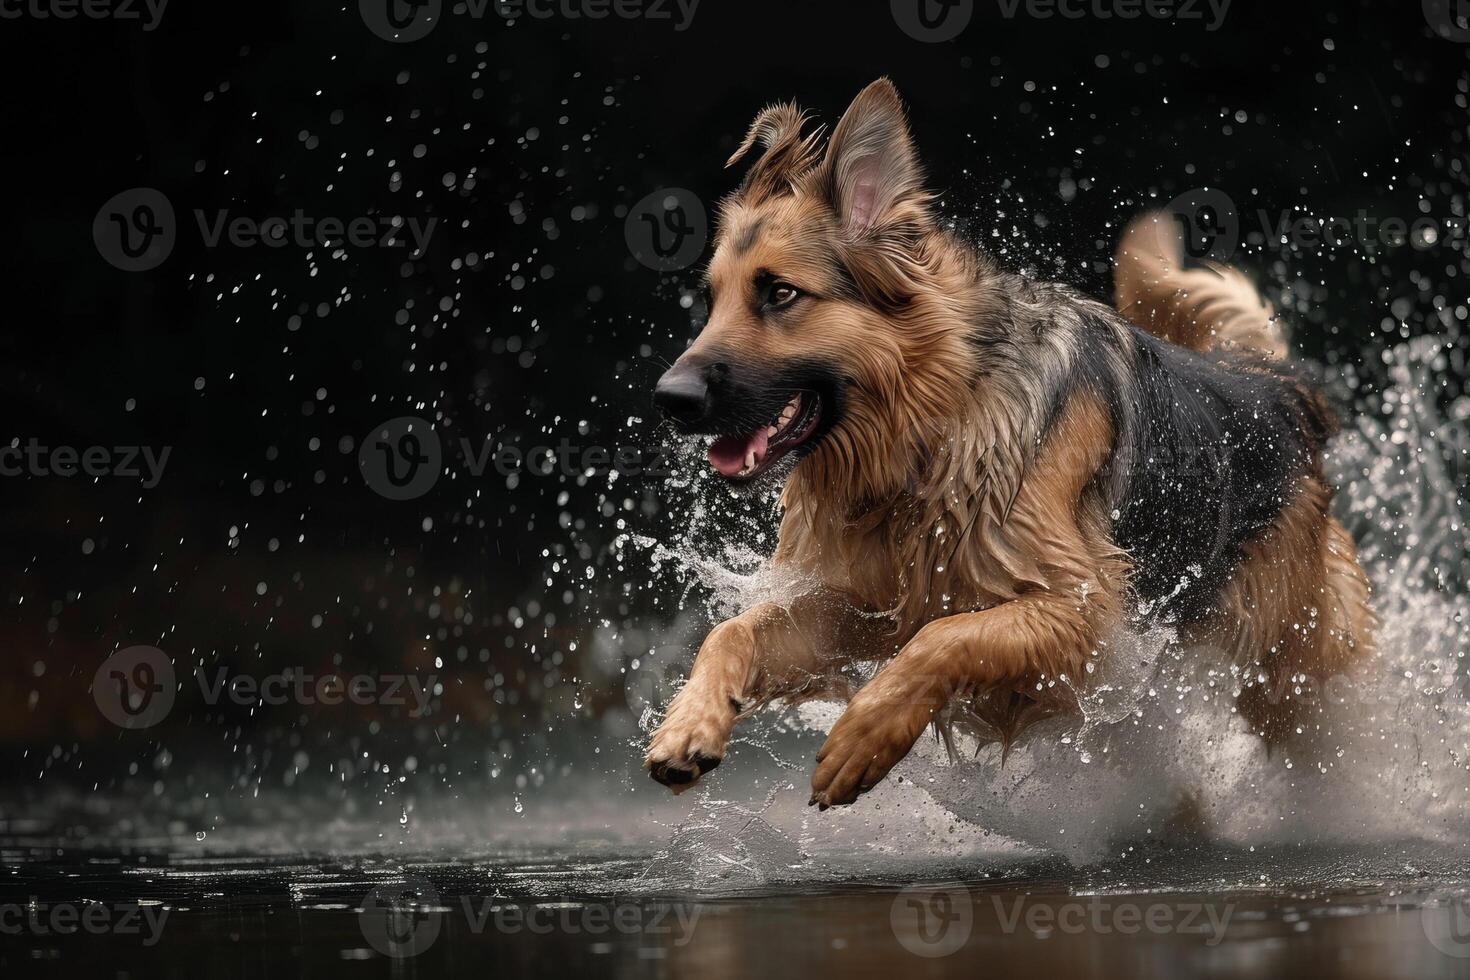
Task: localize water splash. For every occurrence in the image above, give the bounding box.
[638,788,813,889]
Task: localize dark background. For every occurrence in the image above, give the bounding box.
[0,0,1465,804]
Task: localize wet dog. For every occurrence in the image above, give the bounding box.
[644,78,1374,808]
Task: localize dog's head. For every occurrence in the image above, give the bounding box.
[654,79,941,487]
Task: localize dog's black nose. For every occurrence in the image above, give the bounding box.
[654,364,709,425]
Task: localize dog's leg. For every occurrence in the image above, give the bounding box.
[809,592,1101,808]
[809,392,1122,808]
[1196,478,1375,745]
[646,592,891,792]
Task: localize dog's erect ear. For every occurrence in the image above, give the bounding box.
[726,101,825,206]
[821,78,926,239]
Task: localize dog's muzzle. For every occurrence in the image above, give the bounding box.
[653,362,712,426]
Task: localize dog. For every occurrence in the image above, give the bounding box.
[643,78,1374,808]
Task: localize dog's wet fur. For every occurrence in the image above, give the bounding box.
[645,79,1374,807]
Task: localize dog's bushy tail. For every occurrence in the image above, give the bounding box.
[1114,211,1287,360]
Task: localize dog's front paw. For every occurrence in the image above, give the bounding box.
[643,689,735,794]
[809,684,932,809]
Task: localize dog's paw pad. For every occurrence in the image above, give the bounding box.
[647,752,721,792]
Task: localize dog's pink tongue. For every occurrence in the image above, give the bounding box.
[708,428,769,476]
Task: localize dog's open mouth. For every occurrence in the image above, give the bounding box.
[707,392,822,481]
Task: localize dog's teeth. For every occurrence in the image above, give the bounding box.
[767,425,778,437]
[744,451,756,470]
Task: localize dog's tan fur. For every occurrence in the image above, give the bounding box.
[644,79,1375,807]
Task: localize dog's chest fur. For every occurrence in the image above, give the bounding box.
[775,397,1116,649]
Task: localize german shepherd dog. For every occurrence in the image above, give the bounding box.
[644,79,1374,809]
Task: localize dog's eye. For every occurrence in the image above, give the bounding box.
[767,282,802,309]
